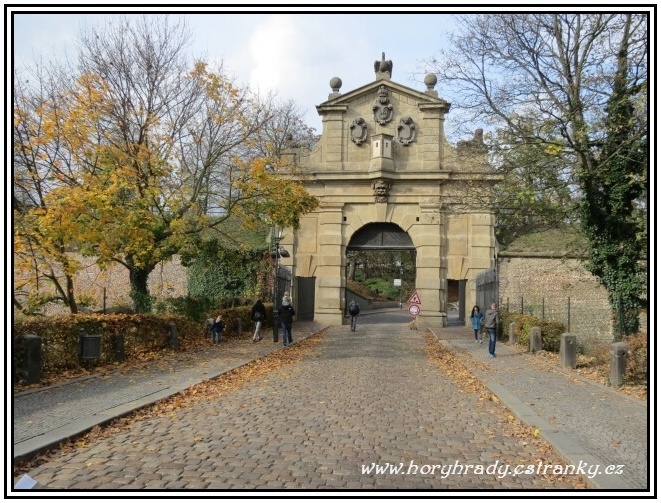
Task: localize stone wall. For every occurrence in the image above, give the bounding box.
[21,254,189,315]
[497,254,614,342]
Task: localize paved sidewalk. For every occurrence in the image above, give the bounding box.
[13,321,327,464]
[432,324,649,490]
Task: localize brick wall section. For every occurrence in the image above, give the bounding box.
[498,255,614,342]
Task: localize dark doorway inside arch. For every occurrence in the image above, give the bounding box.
[346,223,416,324]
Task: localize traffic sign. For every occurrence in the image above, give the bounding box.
[408,304,420,316]
[406,291,421,305]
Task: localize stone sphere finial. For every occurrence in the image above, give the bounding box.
[424,73,438,91]
[330,77,342,92]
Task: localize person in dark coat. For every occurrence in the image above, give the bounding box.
[278,297,295,346]
[348,300,360,332]
[212,315,225,344]
[251,298,266,342]
[484,303,500,357]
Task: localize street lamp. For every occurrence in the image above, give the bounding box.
[270,229,290,342]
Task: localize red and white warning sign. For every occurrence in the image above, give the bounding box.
[406,291,421,305]
[408,304,420,316]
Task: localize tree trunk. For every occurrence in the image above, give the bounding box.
[347,259,357,281]
[127,255,156,313]
[66,274,79,314]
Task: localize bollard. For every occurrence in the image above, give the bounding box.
[204,318,214,340]
[168,322,179,350]
[20,334,42,384]
[610,342,628,387]
[80,333,102,361]
[509,322,517,344]
[560,333,577,368]
[114,334,126,362]
[530,326,542,353]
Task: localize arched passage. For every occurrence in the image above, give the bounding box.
[345,223,416,323]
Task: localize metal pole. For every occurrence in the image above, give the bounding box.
[272,234,280,342]
[542,297,545,320]
[567,297,571,332]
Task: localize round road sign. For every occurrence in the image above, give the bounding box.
[408,304,420,316]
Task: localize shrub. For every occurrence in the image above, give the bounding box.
[500,311,566,352]
[625,333,647,385]
[153,295,217,322]
[13,313,202,380]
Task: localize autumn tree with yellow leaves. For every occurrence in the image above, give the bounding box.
[13,16,317,313]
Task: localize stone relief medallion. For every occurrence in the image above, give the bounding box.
[372,85,394,125]
[350,117,368,145]
[397,116,416,146]
[372,179,391,203]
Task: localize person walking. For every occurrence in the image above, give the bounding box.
[484,303,500,358]
[278,297,295,346]
[469,305,485,343]
[251,298,266,342]
[348,300,360,332]
[212,315,225,344]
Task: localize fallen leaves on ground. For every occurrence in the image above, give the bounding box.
[13,336,239,394]
[424,331,588,490]
[530,350,647,400]
[12,329,329,478]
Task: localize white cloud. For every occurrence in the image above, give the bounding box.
[247,16,301,95]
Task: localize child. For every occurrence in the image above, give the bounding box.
[469,305,485,343]
[212,315,225,344]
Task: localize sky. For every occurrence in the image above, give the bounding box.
[10,7,462,135]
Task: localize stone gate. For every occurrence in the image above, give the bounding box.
[279,54,499,327]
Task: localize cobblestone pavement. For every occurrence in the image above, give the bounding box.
[18,320,597,493]
[434,319,649,490]
[13,321,327,461]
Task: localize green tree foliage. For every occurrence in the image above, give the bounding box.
[186,241,269,305]
[490,129,577,247]
[346,250,416,300]
[429,13,648,336]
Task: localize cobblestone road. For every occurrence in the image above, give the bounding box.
[23,321,587,492]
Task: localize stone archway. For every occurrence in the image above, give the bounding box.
[277,54,499,327]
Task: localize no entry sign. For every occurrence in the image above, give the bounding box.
[408,304,420,316]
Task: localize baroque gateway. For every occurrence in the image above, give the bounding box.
[279,55,499,327]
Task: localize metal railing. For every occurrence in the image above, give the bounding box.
[500,296,614,342]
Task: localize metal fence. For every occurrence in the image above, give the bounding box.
[475,268,498,310]
[500,296,614,342]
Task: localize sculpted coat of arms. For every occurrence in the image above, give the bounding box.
[397,117,416,146]
[350,118,368,145]
[372,85,394,125]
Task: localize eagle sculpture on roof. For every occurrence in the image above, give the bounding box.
[374,52,393,74]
